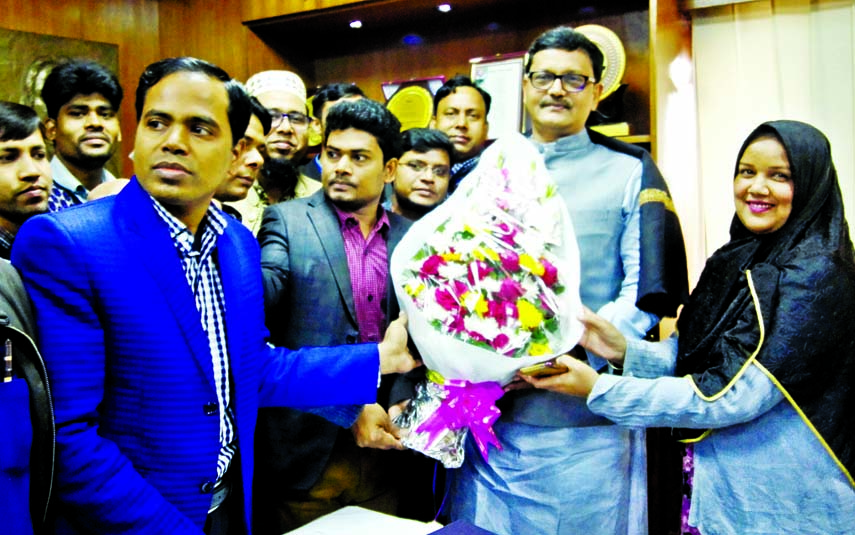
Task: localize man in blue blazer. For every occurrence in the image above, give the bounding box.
[11,57,417,535]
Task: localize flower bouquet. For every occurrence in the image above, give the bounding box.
[390,133,583,467]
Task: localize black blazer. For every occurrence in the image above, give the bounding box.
[255,190,412,493]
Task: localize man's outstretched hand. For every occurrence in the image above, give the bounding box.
[351,403,405,450]
[378,313,422,374]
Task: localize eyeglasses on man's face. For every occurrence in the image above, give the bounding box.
[401,160,450,179]
[527,71,595,92]
[270,111,310,128]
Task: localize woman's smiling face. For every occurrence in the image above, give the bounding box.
[734,136,794,235]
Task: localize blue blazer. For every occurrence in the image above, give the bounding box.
[11,179,380,534]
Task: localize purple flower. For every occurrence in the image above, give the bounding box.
[486,300,508,326]
[499,251,520,272]
[467,330,487,343]
[467,260,495,285]
[420,254,446,277]
[453,280,469,297]
[541,258,558,287]
[449,311,466,333]
[496,222,518,246]
[435,287,458,311]
[499,278,525,301]
[491,333,510,350]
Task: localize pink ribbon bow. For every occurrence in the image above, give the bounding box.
[415,379,504,461]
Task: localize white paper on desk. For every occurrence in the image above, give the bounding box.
[284,506,443,535]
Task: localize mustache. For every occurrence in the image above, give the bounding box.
[540,98,571,109]
[327,178,355,188]
[16,184,49,196]
[80,133,110,142]
[153,161,191,172]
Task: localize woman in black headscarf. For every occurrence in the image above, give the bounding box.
[521,121,855,533]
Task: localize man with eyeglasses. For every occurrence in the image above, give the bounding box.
[254,99,418,534]
[229,71,321,233]
[448,26,689,535]
[431,75,491,192]
[390,128,453,221]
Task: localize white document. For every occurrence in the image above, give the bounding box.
[284,506,443,535]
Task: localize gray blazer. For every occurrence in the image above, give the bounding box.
[254,189,412,493]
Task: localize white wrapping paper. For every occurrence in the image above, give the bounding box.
[391,133,584,385]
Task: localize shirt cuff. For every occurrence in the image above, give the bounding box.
[589,373,622,403]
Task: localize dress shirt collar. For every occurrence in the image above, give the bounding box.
[332,202,390,236]
[50,157,115,202]
[148,193,228,253]
[530,128,593,155]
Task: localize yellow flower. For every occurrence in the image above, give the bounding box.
[517,299,544,330]
[405,282,425,297]
[528,342,552,356]
[482,247,499,261]
[519,253,545,276]
[442,251,462,262]
[426,369,446,385]
[474,294,488,317]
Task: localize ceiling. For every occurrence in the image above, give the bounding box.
[246,0,648,60]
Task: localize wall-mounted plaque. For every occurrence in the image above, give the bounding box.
[382,76,446,131]
[470,52,525,140]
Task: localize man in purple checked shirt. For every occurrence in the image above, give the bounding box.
[255,99,423,534]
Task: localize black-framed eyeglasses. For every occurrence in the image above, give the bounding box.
[401,160,450,179]
[527,71,595,92]
[270,111,310,127]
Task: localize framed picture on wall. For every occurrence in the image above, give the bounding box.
[470,52,525,140]
[382,76,446,131]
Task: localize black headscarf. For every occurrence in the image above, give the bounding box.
[675,120,855,478]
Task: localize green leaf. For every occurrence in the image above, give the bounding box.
[530,329,548,344]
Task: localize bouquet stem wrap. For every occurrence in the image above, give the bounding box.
[391,133,583,467]
[415,378,504,463]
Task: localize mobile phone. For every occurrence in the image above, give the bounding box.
[518,359,568,377]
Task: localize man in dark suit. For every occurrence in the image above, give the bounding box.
[256,99,417,533]
[11,57,417,535]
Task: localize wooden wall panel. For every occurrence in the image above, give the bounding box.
[83,0,160,177]
[0,1,84,39]
[242,0,368,22]
[158,0,248,80]
[0,0,159,176]
[158,0,296,86]
[246,31,294,77]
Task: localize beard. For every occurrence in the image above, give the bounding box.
[395,194,437,219]
[62,146,115,171]
[0,201,49,227]
[326,196,369,214]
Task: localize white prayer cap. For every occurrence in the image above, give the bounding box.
[245,70,306,101]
